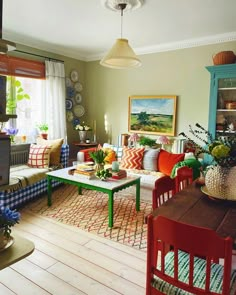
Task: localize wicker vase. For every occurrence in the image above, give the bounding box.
[205,166,236,200]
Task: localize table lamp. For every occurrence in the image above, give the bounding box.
[156,135,170,149]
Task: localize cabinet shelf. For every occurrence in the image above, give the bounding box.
[217,109,236,112]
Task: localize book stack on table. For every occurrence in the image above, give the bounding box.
[111,169,127,179]
[74,164,96,180]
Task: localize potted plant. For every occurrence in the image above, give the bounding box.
[89,149,107,171]
[138,136,157,148]
[37,123,49,139]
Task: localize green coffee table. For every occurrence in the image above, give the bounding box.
[47,167,140,228]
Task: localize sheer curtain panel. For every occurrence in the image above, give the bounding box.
[44,60,66,141]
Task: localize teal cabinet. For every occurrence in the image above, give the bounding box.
[206,64,236,138]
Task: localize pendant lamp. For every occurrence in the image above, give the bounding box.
[100,2,141,69]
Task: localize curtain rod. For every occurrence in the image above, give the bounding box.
[14,49,64,63]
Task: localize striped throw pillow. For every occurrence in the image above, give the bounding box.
[27,144,51,168]
[120,147,145,169]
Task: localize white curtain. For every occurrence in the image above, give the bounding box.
[43,60,67,141]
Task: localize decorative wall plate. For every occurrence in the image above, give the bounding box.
[75,93,82,104]
[66,86,75,99]
[66,99,73,110]
[73,105,85,117]
[66,111,74,122]
[65,77,72,87]
[73,118,80,126]
[71,70,79,82]
[74,82,83,92]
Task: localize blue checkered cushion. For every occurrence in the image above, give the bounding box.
[0,144,69,209]
[152,250,236,294]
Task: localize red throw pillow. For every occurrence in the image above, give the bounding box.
[27,144,51,168]
[157,149,185,176]
[120,147,145,169]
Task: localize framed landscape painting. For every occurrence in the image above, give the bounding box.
[128,95,177,136]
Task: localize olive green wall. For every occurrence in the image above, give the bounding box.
[85,41,236,145]
[9,41,236,150]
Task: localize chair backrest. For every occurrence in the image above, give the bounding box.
[175,166,193,193]
[152,176,175,210]
[146,215,234,295]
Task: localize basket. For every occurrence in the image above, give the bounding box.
[213,51,236,65]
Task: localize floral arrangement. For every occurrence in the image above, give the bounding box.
[179,123,236,168]
[4,127,19,143]
[0,207,21,238]
[75,121,92,131]
[89,149,107,164]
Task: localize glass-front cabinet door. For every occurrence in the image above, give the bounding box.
[206,64,236,138]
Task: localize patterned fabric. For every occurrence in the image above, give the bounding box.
[152,250,236,294]
[24,186,152,251]
[120,147,145,169]
[36,137,64,166]
[28,144,51,168]
[0,144,69,209]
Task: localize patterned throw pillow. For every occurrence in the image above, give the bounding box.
[27,144,51,168]
[120,147,145,169]
[36,137,64,166]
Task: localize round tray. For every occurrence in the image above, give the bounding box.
[201,185,236,202]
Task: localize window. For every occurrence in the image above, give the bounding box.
[6,76,45,142]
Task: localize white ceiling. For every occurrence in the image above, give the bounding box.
[3,0,236,62]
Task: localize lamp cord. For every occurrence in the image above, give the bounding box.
[118,3,127,39]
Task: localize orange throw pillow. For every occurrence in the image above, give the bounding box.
[157,149,185,176]
[120,147,145,169]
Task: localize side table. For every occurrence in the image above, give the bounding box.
[72,142,98,150]
[0,234,35,270]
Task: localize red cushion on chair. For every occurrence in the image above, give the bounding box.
[157,149,185,176]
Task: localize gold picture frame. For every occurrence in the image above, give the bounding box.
[128,95,177,136]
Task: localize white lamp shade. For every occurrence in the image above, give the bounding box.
[100,38,141,69]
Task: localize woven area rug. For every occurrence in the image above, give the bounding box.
[24,184,152,251]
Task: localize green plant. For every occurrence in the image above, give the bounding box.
[6,77,30,114]
[37,123,49,132]
[138,136,156,147]
[179,123,236,168]
[95,168,112,180]
[89,149,107,164]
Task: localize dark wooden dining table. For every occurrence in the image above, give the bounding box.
[152,181,236,250]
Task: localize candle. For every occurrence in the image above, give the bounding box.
[112,161,119,171]
[77,152,85,163]
[93,120,97,142]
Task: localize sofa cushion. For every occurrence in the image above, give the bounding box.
[28,144,51,168]
[120,147,145,169]
[36,137,64,166]
[142,148,160,171]
[157,149,185,176]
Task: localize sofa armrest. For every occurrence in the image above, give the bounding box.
[79,147,97,162]
[60,144,69,168]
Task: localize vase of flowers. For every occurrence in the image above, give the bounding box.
[4,127,18,143]
[75,122,92,143]
[180,123,236,200]
[0,207,20,250]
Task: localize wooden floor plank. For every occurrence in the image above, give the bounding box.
[16,220,145,288]
[0,209,146,295]
[11,259,85,295]
[0,267,51,295]
[48,262,120,295]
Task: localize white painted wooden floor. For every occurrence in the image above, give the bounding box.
[0,209,146,295]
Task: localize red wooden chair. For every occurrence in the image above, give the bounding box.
[152,176,175,210]
[146,215,236,295]
[175,166,193,193]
